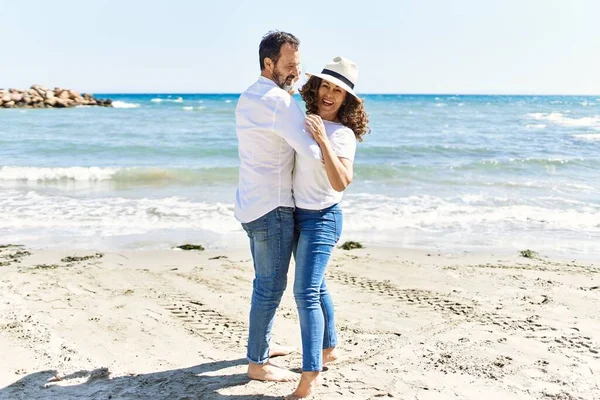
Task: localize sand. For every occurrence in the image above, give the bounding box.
[0,244,599,399]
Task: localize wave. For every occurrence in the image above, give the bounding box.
[150,97,184,103]
[0,190,241,247]
[572,133,600,142]
[0,166,238,185]
[527,112,600,128]
[341,193,600,233]
[112,101,141,109]
[0,166,118,181]
[182,106,206,111]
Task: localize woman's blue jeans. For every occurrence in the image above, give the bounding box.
[293,203,342,372]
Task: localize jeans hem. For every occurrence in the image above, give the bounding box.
[247,355,270,365]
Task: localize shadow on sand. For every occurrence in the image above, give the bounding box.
[1,358,283,400]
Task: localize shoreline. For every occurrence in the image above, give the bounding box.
[7,238,600,264]
[1,244,598,399]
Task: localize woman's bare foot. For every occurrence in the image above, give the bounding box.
[323,347,338,365]
[269,344,296,358]
[285,371,320,399]
[247,361,299,382]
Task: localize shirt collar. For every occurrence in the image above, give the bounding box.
[258,76,277,87]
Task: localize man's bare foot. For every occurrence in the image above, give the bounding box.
[269,344,296,358]
[285,371,320,399]
[323,347,338,365]
[247,361,299,382]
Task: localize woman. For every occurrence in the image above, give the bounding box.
[286,56,369,400]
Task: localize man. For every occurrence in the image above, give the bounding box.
[235,31,322,382]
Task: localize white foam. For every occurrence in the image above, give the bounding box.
[341,193,600,234]
[525,123,546,129]
[151,97,184,103]
[182,106,194,111]
[0,190,241,244]
[225,100,232,103]
[112,101,140,109]
[572,133,600,142]
[0,166,118,181]
[527,112,600,128]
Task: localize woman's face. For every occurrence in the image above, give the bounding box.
[317,79,347,121]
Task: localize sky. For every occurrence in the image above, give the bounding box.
[1,0,599,95]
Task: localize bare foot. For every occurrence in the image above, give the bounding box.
[247,361,299,382]
[270,344,296,358]
[285,371,320,399]
[323,347,338,365]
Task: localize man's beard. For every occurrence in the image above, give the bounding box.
[273,69,295,92]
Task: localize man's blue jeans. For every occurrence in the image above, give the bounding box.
[241,206,295,364]
[293,204,342,371]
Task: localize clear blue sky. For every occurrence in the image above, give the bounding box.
[2,0,599,94]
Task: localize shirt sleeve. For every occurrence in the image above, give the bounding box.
[330,127,357,162]
[270,95,323,161]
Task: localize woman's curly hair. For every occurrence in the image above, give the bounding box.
[299,76,370,141]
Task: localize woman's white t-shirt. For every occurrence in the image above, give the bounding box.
[293,120,357,210]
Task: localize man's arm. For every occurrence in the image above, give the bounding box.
[270,96,323,161]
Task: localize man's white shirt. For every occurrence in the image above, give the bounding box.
[234,76,322,223]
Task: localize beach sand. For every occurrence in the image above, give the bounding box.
[0,244,598,399]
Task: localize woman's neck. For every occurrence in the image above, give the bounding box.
[319,114,339,123]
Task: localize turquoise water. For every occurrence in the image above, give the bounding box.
[1,93,599,257]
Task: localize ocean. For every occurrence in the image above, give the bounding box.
[1,93,599,258]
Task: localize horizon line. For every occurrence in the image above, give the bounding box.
[90,92,600,97]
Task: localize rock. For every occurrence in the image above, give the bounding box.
[55,98,75,108]
[11,93,24,102]
[1,86,111,109]
[34,88,46,97]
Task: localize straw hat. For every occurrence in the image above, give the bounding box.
[307,56,360,99]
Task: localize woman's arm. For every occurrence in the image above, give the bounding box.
[305,114,354,192]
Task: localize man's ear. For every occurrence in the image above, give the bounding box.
[264,57,273,72]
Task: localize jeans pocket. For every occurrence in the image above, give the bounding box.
[333,211,343,244]
[242,216,268,241]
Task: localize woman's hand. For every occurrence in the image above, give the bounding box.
[305,114,328,145]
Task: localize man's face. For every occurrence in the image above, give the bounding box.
[271,44,301,91]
